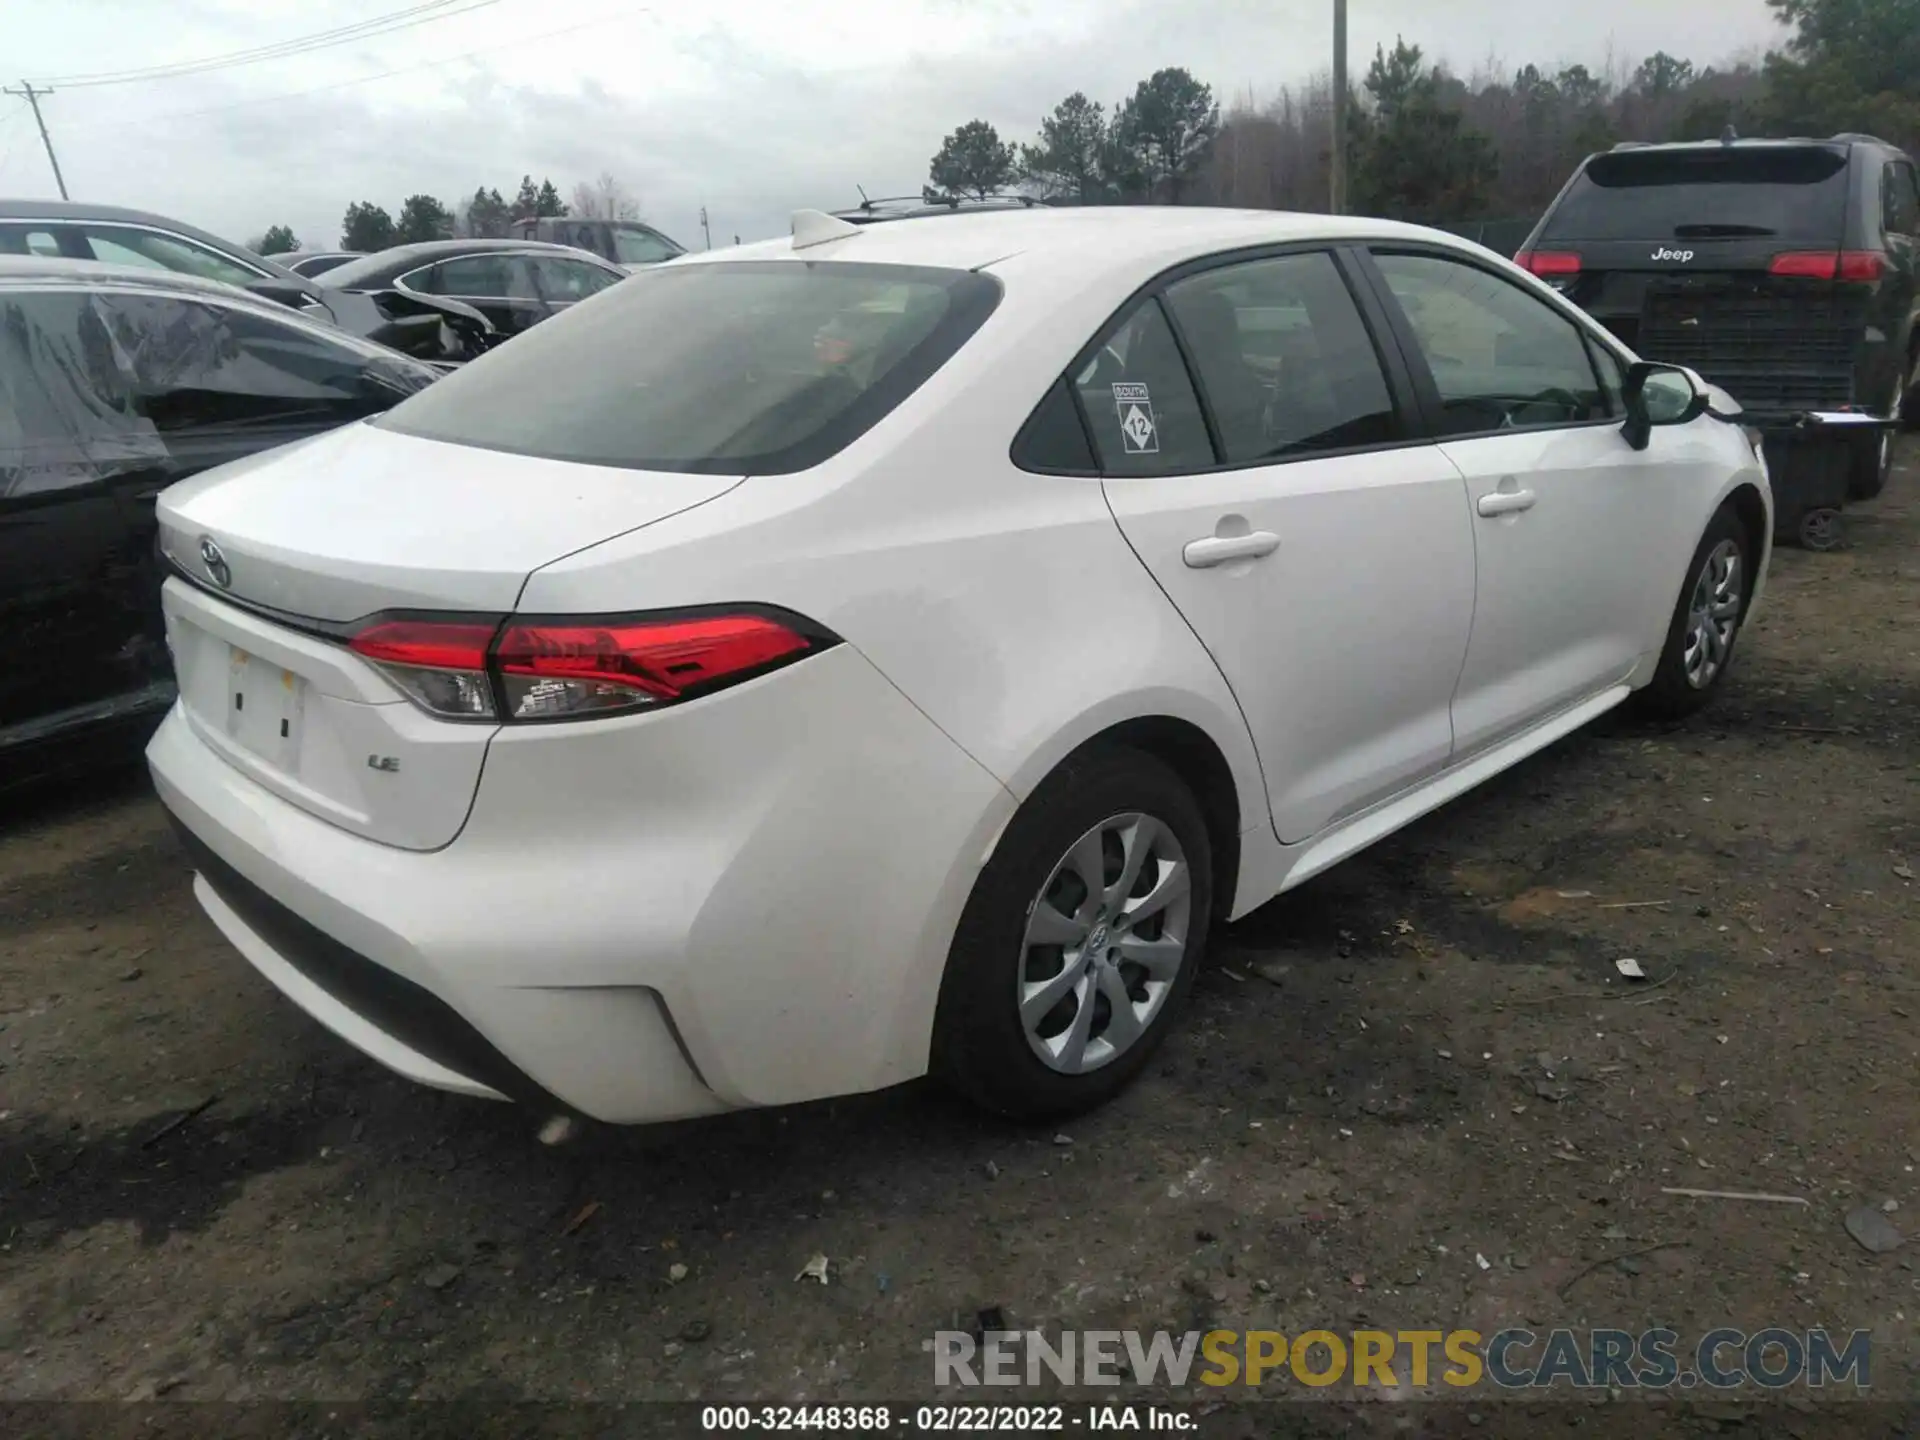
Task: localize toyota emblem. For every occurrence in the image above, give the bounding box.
[198,535,232,589]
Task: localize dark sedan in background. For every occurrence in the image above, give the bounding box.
[316,238,627,335]
[0,257,443,787]
[0,201,495,363]
[279,249,363,278]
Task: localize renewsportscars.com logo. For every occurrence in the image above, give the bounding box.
[931,1328,1871,1392]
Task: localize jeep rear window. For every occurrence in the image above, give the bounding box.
[376,260,1001,474]
[1541,147,1851,243]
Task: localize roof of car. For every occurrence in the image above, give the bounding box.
[0,253,309,309]
[317,238,622,286]
[696,205,1499,289]
[0,197,315,282]
[831,195,1057,225]
[1605,133,1902,156]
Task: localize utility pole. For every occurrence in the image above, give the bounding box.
[4,81,69,200]
[1329,0,1348,215]
[700,205,712,250]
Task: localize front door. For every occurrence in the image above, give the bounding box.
[1362,247,1687,757]
[1095,249,1477,843]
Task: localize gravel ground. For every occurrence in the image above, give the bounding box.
[2,443,1917,1432]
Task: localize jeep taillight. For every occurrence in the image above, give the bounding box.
[1516,250,1581,277]
[1768,250,1886,282]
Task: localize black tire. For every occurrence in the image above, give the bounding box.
[931,745,1213,1121]
[1632,505,1755,721]
[1846,426,1893,500]
[1799,507,1843,551]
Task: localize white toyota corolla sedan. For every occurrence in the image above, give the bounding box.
[149,206,1770,1126]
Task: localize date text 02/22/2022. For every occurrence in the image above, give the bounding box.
[699,1405,1193,1431]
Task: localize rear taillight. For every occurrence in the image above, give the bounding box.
[1768,250,1886,282]
[348,618,498,719]
[346,608,833,722]
[1516,250,1581,277]
[494,614,816,720]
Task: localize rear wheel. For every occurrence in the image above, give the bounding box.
[932,746,1212,1121]
[1633,505,1753,721]
[1799,507,1843,551]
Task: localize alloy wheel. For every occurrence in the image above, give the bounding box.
[1681,538,1743,690]
[1018,812,1192,1074]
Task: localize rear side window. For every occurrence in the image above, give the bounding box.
[1542,147,1852,244]
[1012,378,1096,472]
[379,260,1002,474]
[0,226,65,257]
[80,227,264,286]
[1072,298,1213,475]
[1885,162,1920,236]
[422,255,532,299]
[1164,251,1398,463]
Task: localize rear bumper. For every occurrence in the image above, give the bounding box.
[148,642,1017,1124]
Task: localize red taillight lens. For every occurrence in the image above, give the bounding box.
[349,618,500,719]
[1838,249,1886,282]
[345,609,829,722]
[1516,250,1581,277]
[494,613,815,720]
[1769,250,1886,282]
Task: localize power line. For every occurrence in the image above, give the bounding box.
[31,0,503,90]
[59,7,653,134]
[2,82,69,198]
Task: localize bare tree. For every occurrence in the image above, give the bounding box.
[569,172,642,221]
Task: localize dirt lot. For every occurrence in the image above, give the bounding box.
[3,444,1918,1427]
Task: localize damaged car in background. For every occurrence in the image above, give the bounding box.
[0,258,445,788]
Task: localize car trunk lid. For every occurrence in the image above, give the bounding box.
[156,421,742,849]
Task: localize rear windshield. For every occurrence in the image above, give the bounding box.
[1542,147,1852,243]
[376,260,1002,474]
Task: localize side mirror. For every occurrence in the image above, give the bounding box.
[1621,361,1709,451]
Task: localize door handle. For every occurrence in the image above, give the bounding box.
[1183,531,1280,568]
[1476,488,1537,517]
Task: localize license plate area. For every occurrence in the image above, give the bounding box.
[224,646,307,772]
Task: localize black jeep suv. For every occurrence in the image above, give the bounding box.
[1518,133,1920,500]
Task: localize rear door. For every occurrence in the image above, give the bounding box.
[1526,145,1862,412]
[1095,247,1477,843]
[0,285,173,740]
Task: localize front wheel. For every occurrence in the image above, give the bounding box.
[1632,505,1754,721]
[932,745,1212,1121]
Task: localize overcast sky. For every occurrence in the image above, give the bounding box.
[1,0,1785,253]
